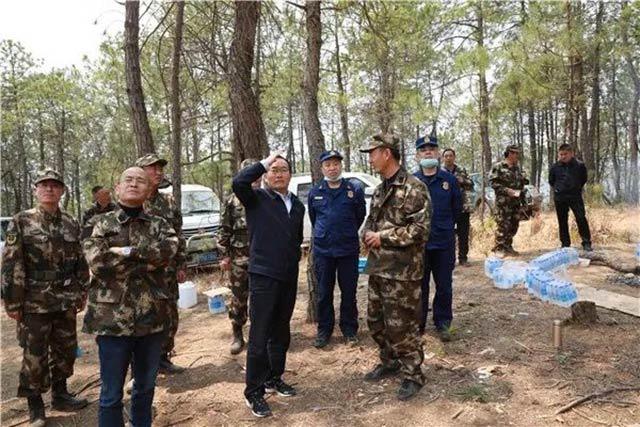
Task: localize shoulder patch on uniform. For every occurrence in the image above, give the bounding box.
[442,181,450,191]
[6,232,17,245]
[347,190,354,198]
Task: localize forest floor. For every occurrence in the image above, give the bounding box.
[1,208,639,426]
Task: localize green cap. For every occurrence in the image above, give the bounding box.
[135,153,168,168]
[359,132,400,153]
[34,168,64,186]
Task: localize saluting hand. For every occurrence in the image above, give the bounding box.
[364,231,382,249]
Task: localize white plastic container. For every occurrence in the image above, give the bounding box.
[177,281,198,309]
[204,287,231,314]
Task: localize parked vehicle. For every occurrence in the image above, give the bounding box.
[288,172,381,243]
[160,184,221,267]
[0,216,11,254]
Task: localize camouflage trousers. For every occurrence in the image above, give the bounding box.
[16,309,77,397]
[162,273,179,356]
[367,275,424,385]
[493,204,520,251]
[227,260,249,328]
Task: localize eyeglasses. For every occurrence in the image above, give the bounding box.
[269,168,290,175]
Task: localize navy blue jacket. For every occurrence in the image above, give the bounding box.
[308,178,366,258]
[232,162,305,283]
[414,168,462,250]
[549,158,588,201]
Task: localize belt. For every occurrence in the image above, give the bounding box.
[27,270,64,281]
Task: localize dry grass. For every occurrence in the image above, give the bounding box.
[469,206,640,257]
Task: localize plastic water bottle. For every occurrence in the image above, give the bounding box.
[484,257,504,278]
[491,261,529,289]
[491,266,513,289]
[636,243,640,264]
[531,248,579,272]
[525,268,554,300]
[549,279,578,307]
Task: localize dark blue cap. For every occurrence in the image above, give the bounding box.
[415,135,438,149]
[319,150,344,162]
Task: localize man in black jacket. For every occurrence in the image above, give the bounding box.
[232,153,305,418]
[549,144,592,251]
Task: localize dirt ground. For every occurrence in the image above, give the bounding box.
[1,212,639,426]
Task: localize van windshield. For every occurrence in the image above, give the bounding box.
[182,191,220,215]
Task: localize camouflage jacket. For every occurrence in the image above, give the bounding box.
[1,206,89,314]
[443,164,475,213]
[217,193,249,263]
[82,207,179,336]
[144,191,186,271]
[489,160,529,208]
[80,202,117,240]
[363,168,431,281]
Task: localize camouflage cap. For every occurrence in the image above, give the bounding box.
[135,153,168,168]
[34,168,64,186]
[240,158,258,169]
[359,132,400,153]
[505,144,521,153]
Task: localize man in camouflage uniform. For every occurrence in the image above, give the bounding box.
[489,145,529,256]
[80,186,117,240]
[136,153,187,373]
[1,168,89,427]
[218,158,258,355]
[83,166,179,427]
[360,133,431,401]
[442,148,474,265]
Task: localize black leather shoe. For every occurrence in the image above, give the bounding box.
[364,361,401,382]
[27,394,46,427]
[437,327,452,342]
[51,381,88,411]
[314,335,330,349]
[245,393,272,417]
[159,356,185,374]
[345,335,359,345]
[582,243,593,252]
[397,379,422,401]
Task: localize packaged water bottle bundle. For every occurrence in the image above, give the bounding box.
[486,248,579,307]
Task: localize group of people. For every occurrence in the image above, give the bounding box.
[1,133,593,425]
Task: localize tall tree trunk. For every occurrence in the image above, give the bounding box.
[302,0,327,324]
[287,102,296,173]
[171,0,185,209]
[74,156,81,219]
[528,103,537,186]
[585,0,604,184]
[476,1,492,173]
[611,59,621,198]
[334,11,351,171]
[622,2,639,204]
[302,0,327,184]
[124,0,155,156]
[228,0,269,166]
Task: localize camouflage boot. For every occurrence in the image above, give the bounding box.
[52,380,89,411]
[27,394,46,427]
[230,325,244,355]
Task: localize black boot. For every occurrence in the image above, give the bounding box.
[230,325,245,355]
[27,394,46,427]
[159,354,185,374]
[52,380,88,411]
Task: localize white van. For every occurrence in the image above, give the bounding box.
[160,184,221,267]
[288,172,381,243]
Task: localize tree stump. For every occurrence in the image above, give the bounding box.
[570,301,598,324]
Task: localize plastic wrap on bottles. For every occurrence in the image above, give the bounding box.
[636,243,640,264]
[484,256,504,278]
[530,248,579,272]
[491,261,529,289]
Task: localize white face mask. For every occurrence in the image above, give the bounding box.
[324,174,342,183]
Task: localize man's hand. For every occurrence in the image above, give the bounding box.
[76,295,87,313]
[457,176,464,184]
[263,151,285,168]
[6,310,22,321]
[219,257,232,271]
[177,269,187,283]
[364,231,382,249]
[506,188,520,198]
[109,247,126,256]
